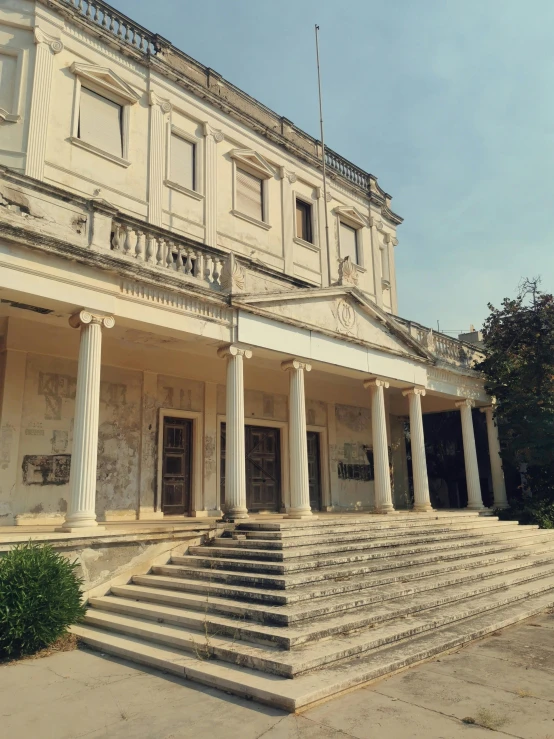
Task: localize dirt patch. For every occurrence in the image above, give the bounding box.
[1,632,79,666]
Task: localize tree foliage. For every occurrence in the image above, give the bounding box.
[476,278,554,500]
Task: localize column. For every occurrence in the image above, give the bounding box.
[26,28,64,181]
[481,406,509,509]
[402,387,433,511]
[217,344,251,521]
[455,399,485,510]
[148,92,172,226]
[364,378,394,513]
[61,311,114,531]
[282,359,314,519]
[203,123,224,248]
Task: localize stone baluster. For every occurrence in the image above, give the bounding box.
[481,406,508,509]
[165,241,174,270]
[282,360,314,519]
[456,399,485,510]
[135,229,145,260]
[184,250,194,276]
[156,237,165,266]
[217,345,252,521]
[205,256,214,283]
[175,247,184,273]
[402,387,433,511]
[123,227,135,256]
[364,378,394,513]
[145,233,156,264]
[213,258,222,285]
[194,252,204,281]
[61,311,115,531]
[111,224,123,251]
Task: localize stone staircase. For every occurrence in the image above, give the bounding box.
[73,512,554,711]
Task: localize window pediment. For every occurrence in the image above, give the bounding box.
[69,63,140,104]
[230,149,275,179]
[334,206,367,229]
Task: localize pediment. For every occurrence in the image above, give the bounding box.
[235,287,433,362]
[229,149,275,178]
[69,63,140,104]
[334,206,367,228]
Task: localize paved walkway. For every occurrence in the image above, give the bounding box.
[2,612,554,739]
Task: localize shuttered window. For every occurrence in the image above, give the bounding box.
[170,134,195,191]
[236,167,264,221]
[78,87,122,157]
[296,199,313,243]
[339,222,359,264]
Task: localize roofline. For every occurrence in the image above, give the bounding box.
[42,0,403,226]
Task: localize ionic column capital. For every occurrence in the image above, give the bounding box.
[402,387,426,398]
[203,122,224,143]
[34,27,64,54]
[148,91,172,113]
[455,398,475,409]
[363,378,390,390]
[217,344,252,360]
[281,359,312,373]
[69,311,115,330]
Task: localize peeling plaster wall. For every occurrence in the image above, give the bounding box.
[10,353,142,523]
[332,403,375,510]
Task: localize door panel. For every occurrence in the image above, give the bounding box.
[220,424,281,512]
[307,431,322,511]
[162,417,192,515]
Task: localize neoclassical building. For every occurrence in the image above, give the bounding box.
[0,0,508,530]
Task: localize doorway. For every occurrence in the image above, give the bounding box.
[307,431,322,511]
[161,416,192,515]
[221,423,282,512]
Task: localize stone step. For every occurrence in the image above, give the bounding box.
[236,511,486,533]
[223,520,527,549]
[242,517,510,541]
[198,525,541,560]
[177,530,554,574]
[90,562,554,648]
[120,551,554,624]
[81,575,554,677]
[154,537,554,589]
[73,589,554,712]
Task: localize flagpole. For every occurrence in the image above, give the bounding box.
[315,24,331,269]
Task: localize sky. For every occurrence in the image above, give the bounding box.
[111,0,554,334]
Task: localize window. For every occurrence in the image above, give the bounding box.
[170,134,195,191]
[295,199,313,243]
[339,222,359,264]
[78,87,123,158]
[236,167,264,222]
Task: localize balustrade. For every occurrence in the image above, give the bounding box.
[110,220,224,286]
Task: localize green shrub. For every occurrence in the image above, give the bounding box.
[0,542,87,659]
[495,497,554,529]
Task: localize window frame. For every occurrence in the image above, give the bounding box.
[69,63,139,168]
[0,47,26,123]
[293,195,316,248]
[164,124,203,201]
[339,221,360,265]
[334,206,367,269]
[230,149,274,230]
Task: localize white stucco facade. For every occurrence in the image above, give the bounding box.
[0,0,508,527]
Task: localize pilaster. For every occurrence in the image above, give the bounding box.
[217,344,251,521]
[364,378,394,513]
[280,168,296,276]
[61,310,114,531]
[282,359,314,519]
[481,406,509,509]
[403,387,432,511]
[148,92,172,226]
[201,381,221,516]
[203,122,224,248]
[138,371,162,520]
[25,27,63,181]
[369,218,384,309]
[456,399,485,510]
[0,349,27,525]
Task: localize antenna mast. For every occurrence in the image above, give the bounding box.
[315,25,331,262]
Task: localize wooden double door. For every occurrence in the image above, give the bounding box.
[161,416,192,515]
[221,425,322,513]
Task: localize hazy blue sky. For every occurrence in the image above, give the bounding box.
[112,0,554,333]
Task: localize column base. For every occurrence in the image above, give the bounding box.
[373,506,396,514]
[467,502,486,511]
[222,507,249,522]
[413,504,434,512]
[285,508,317,519]
[493,501,510,510]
